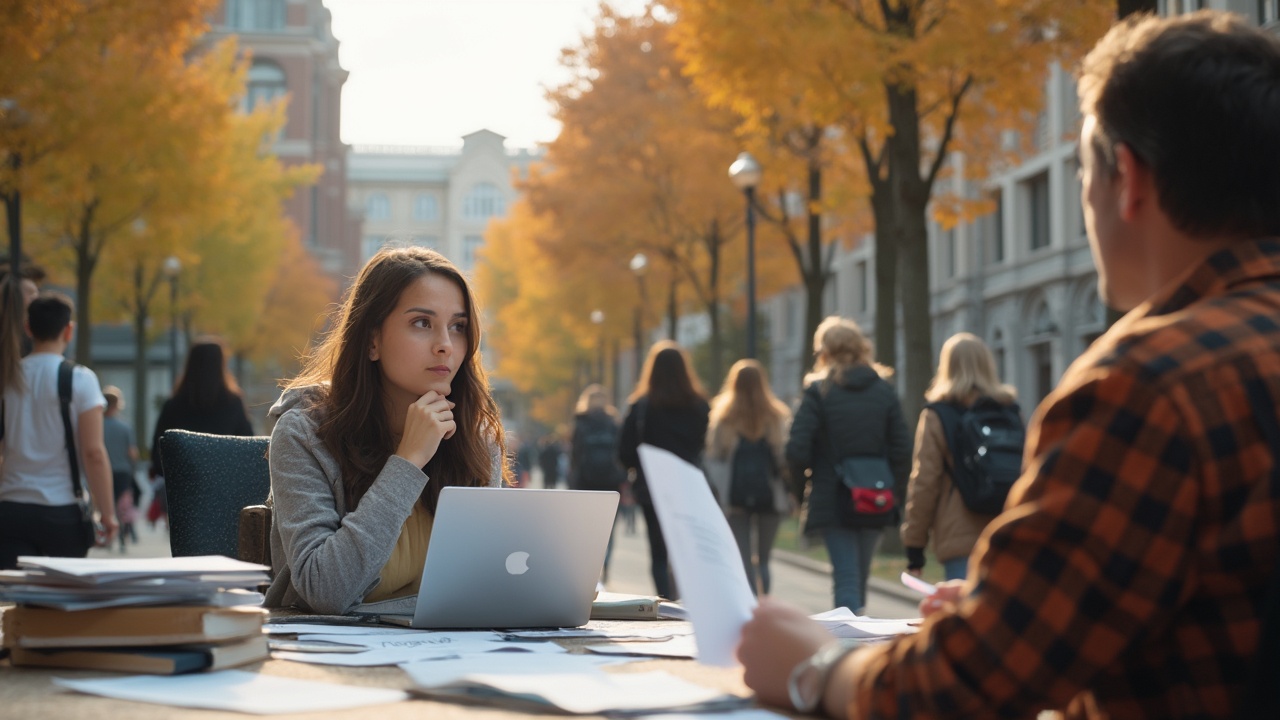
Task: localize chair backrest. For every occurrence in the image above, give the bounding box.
[158,429,270,559]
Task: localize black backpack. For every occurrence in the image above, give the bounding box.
[927,398,1025,516]
[577,421,624,491]
[729,435,776,512]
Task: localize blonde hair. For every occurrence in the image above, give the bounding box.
[804,315,892,386]
[709,359,791,445]
[574,383,616,416]
[924,332,1016,405]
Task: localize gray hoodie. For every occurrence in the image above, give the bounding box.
[263,385,503,615]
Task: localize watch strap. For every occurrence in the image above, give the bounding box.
[787,640,860,714]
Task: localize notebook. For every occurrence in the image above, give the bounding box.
[402,487,618,629]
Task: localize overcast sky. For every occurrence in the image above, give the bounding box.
[325,0,646,149]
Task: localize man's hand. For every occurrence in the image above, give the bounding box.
[737,598,834,710]
[920,579,965,618]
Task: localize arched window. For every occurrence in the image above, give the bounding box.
[226,0,285,32]
[245,61,286,113]
[463,183,506,220]
[1026,299,1058,405]
[365,193,390,221]
[413,193,439,222]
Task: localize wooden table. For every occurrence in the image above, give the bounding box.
[0,616,756,719]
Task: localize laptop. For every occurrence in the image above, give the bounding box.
[407,486,618,629]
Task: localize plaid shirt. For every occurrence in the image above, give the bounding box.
[849,239,1280,719]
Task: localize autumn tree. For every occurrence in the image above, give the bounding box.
[670,0,1112,419]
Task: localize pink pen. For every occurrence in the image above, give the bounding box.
[900,571,938,596]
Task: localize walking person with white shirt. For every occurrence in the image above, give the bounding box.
[0,292,117,569]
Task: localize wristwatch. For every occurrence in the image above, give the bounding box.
[788,640,859,714]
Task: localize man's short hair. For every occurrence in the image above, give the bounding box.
[1077,11,1280,240]
[27,291,74,342]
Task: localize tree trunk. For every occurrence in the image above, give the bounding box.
[800,159,827,383]
[898,209,932,427]
[871,192,898,373]
[132,264,150,453]
[666,276,678,341]
[706,220,723,383]
[73,205,98,367]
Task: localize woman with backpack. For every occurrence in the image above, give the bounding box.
[902,332,1021,581]
[618,341,710,601]
[786,316,911,613]
[569,384,624,583]
[706,359,792,597]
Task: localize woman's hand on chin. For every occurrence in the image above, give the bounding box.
[395,390,457,468]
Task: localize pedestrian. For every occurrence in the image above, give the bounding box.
[148,337,255,528]
[0,292,117,568]
[265,246,509,615]
[737,12,1280,718]
[538,432,564,488]
[617,340,710,601]
[101,385,140,551]
[785,316,911,614]
[570,384,625,582]
[901,332,1020,581]
[706,359,792,597]
[0,263,45,361]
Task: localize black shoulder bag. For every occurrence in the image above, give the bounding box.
[813,382,896,523]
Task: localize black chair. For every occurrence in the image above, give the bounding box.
[158,430,270,560]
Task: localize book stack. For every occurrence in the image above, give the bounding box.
[1,555,270,674]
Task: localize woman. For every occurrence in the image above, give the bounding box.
[569,384,624,581]
[786,316,911,613]
[617,341,709,600]
[902,332,1018,581]
[706,359,791,596]
[265,247,509,615]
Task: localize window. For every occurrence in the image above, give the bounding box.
[1262,1,1280,24]
[855,260,868,313]
[463,183,506,220]
[985,189,1005,264]
[1030,342,1054,405]
[226,0,285,31]
[463,235,484,268]
[413,193,439,222]
[1069,156,1087,242]
[365,193,390,221]
[244,61,286,113]
[1027,172,1051,251]
[361,235,386,263]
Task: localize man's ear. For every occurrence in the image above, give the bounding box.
[63,321,75,343]
[1113,143,1150,222]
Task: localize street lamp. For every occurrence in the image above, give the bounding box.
[629,252,648,381]
[729,151,762,359]
[162,255,181,388]
[590,309,605,385]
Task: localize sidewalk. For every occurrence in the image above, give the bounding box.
[771,548,920,606]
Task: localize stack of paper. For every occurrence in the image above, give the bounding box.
[810,608,921,641]
[590,591,688,621]
[0,556,270,674]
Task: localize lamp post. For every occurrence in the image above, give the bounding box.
[729,151,762,359]
[590,309,605,385]
[162,256,181,388]
[629,252,648,382]
[2,98,29,332]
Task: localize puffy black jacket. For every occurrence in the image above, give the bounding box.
[617,396,710,506]
[785,365,912,532]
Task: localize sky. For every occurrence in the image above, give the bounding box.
[325,0,647,150]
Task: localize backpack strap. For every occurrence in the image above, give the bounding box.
[1242,383,1280,718]
[925,401,963,472]
[58,359,85,501]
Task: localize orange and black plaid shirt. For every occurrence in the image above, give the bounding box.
[849,239,1280,719]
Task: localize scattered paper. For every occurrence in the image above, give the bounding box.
[631,711,789,720]
[638,445,756,666]
[292,631,502,649]
[414,670,744,714]
[504,624,693,641]
[273,638,565,667]
[810,608,921,639]
[585,635,699,659]
[19,556,269,583]
[400,652,625,687]
[263,622,425,636]
[53,671,407,715]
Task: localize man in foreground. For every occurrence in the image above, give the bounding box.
[738,11,1280,718]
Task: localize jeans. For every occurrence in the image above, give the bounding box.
[726,509,782,595]
[823,526,883,613]
[942,556,969,581]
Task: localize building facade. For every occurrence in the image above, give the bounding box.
[758,0,1279,408]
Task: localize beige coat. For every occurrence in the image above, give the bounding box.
[900,409,996,563]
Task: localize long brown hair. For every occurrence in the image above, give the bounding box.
[709,359,790,444]
[286,247,509,512]
[627,340,705,408]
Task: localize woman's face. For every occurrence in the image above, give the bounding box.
[370,272,468,407]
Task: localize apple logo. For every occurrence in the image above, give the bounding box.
[505,551,530,575]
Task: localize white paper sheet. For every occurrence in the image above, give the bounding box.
[19,556,269,582]
[637,445,757,666]
[273,638,565,667]
[631,710,790,720]
[400,652,625,687]
[418,670,741,714]
[263,622,426,636]
[504,624,693,641]
[293,631,502,649]
[810,608,921,639]
[53,671,408,715]
[585,635,699,658]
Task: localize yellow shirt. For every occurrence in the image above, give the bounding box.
[363,502,433,603]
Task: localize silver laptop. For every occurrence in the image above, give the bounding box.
[409,487,618,629]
